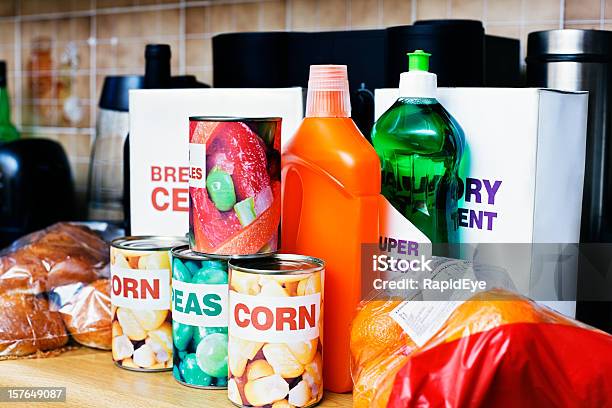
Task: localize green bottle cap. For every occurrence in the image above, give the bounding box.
[407,50,431,72]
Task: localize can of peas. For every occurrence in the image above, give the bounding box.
[171,245,229,389]
[227,254,324,408]
[110,236,187,372]
[188,116,281,256]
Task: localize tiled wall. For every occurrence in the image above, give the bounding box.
[0,0,610,200]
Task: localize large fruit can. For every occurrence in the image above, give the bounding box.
[188,116,281,256]
[171,245,229,388]
[227,255,324,408]
[110,236,187,371]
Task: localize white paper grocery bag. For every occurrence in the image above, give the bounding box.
[128,88,304,237]
[375,88,588,313]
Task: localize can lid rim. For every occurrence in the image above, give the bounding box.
[189,116,282,122]
[171,245,212,260]
[228,254,325,275]
[186,248,275,261]
[112,236,188,251]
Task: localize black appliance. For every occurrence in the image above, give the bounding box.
[171,75,209,88]
[212,20,520,136]
[99,74,144,112]
[0,138,76,247]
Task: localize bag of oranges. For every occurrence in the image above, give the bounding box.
[350,299,416,408]
[350,288,612,407]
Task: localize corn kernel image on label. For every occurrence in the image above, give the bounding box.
[171,246,229,389]
[110,236,186,372]
[227,255,324,408]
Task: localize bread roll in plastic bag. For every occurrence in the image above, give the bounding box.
[0,223,112,357]
[351,289,612,407]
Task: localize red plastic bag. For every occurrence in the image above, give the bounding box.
[386,290,612,408]
[388,322,612,407]
[351,289,612,407]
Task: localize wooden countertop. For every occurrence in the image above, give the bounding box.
[0,349,352,408]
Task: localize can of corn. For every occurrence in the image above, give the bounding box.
[110,235,187,371]
[227,254,324,408]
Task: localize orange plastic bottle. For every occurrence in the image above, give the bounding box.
[281,65,381,393]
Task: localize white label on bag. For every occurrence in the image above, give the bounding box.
[229,291,321,343]
[390,300,464,347]
[172,280,228,327]
[110,266,171,310]
[189,143,206,188]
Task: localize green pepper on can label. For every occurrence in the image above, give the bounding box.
[206,166,237,211]
[171,245,229,389]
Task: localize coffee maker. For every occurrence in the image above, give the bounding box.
[0,138,76,247]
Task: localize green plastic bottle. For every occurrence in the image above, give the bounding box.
[0,61,19,143]
[371,50,464,243]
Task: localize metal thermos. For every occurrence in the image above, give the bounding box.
[527,29,612,243]
[527,29,612,333]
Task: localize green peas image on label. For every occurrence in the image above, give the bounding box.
[173,322,193,352]
[173,324,229,388]
[192,326,207,346]
[196,333,228,378]
[184,260,202,276]
[180,353,212,387]
[173,365,182,381]
[173,259,192,282]
[206,166,236,211]
[205,326,228,335]
[191,267,228,285]
[193,326,228,346]
[202,259,228,271]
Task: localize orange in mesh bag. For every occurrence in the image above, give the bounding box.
[350,299,417,408]
[350,289,611,407]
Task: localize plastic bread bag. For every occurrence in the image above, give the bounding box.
[0,223,112,358]
[53,279,112,350]
[0,294,69,357]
